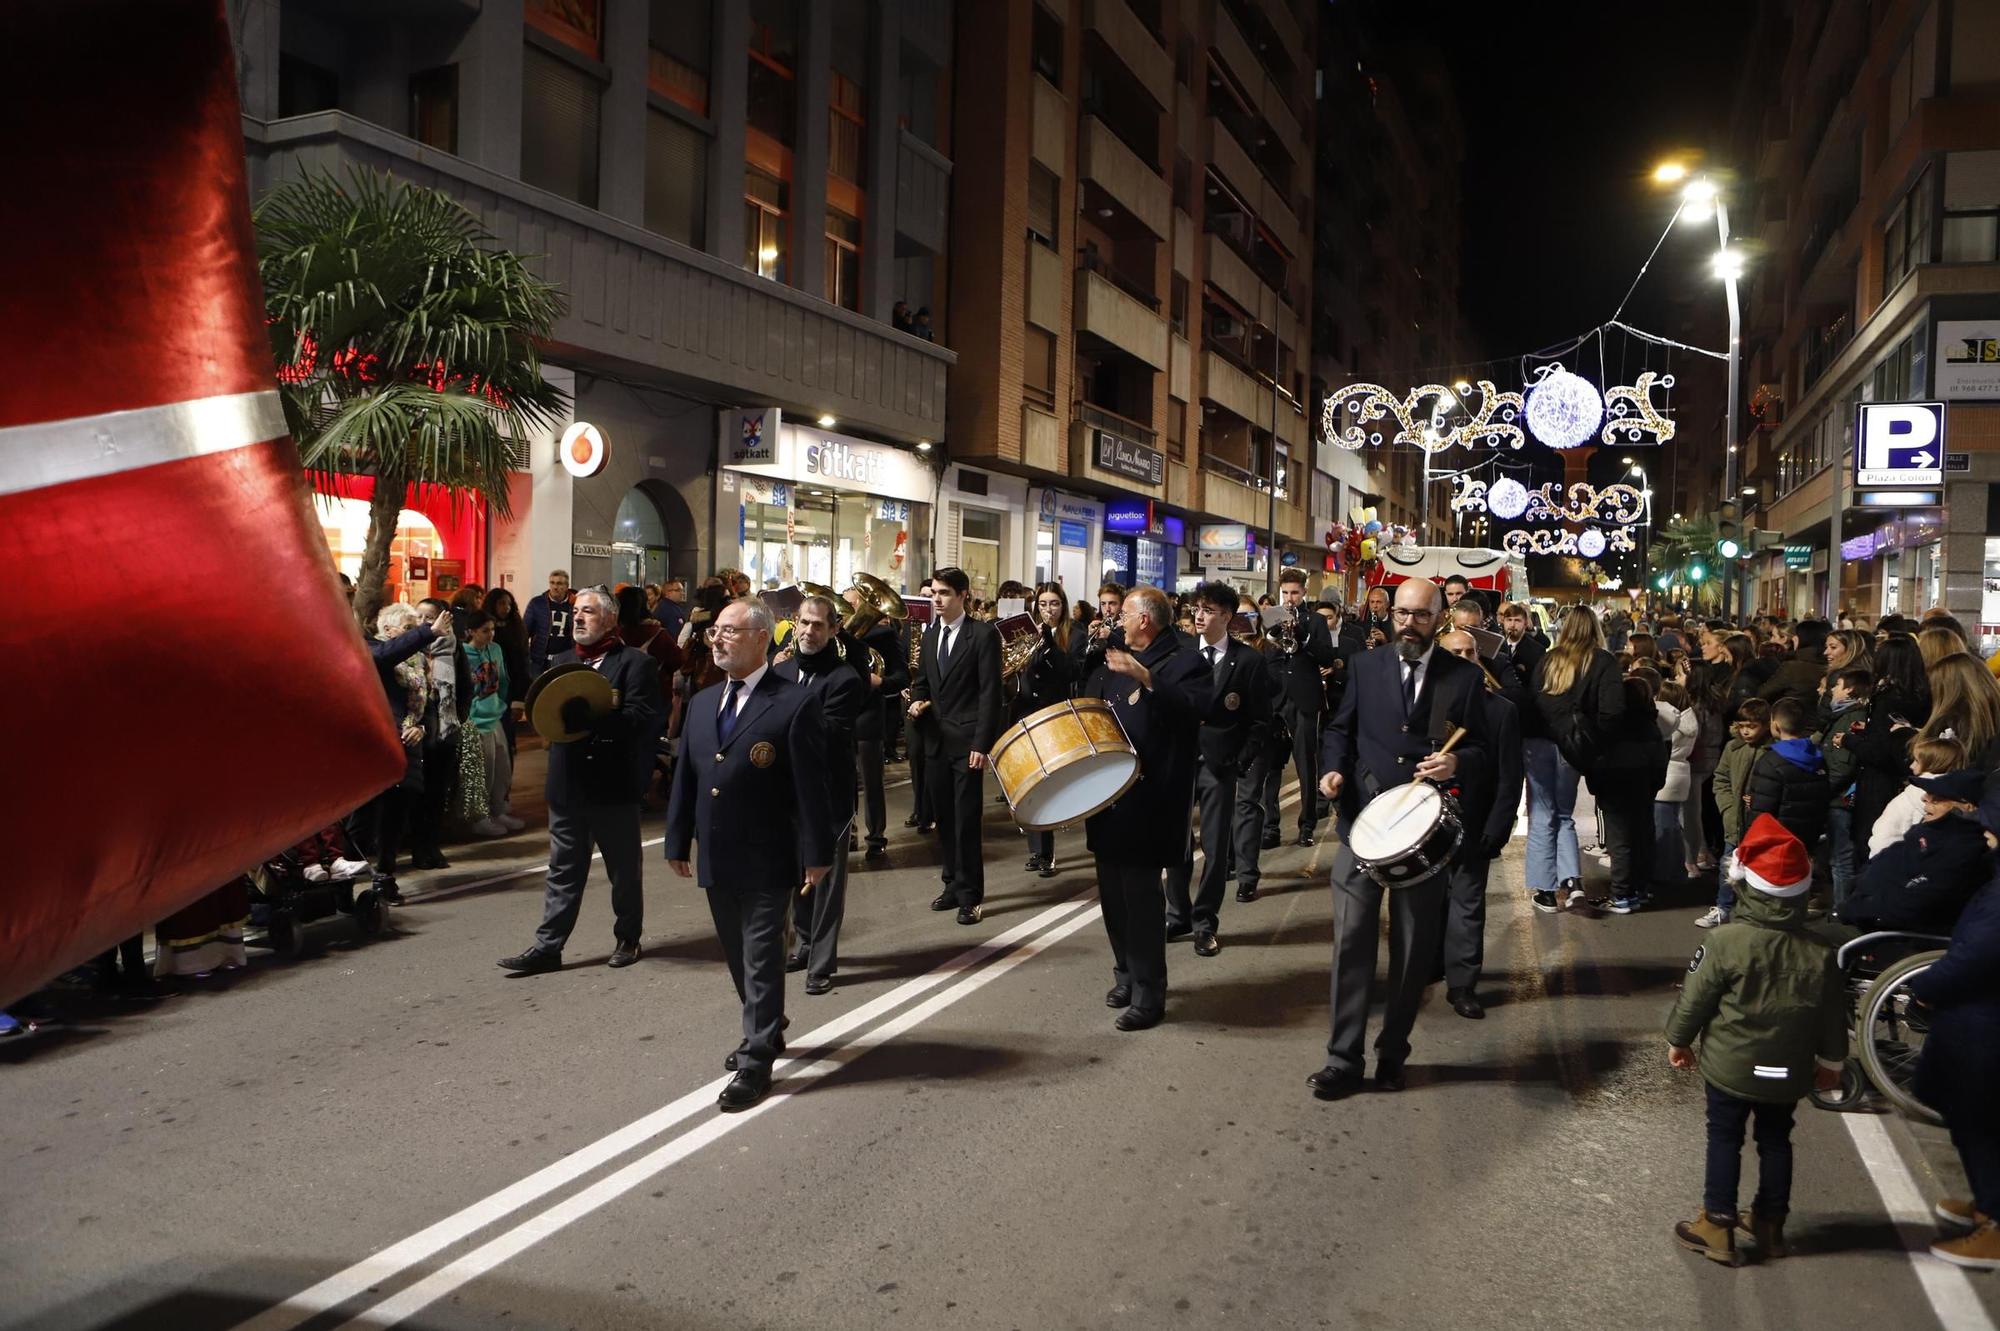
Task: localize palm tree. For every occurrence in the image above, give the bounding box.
[1645,516,1723,613]
[257,170,568,633]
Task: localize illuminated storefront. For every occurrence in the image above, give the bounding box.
[311,473,487,605]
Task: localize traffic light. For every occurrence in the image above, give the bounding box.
[1655,572,1671,590]
[1687,562,1707,583]
[1717,538,1741,559]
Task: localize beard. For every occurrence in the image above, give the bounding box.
[1397,635,1427,663]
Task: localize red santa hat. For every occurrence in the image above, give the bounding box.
[1726,815,1813,898]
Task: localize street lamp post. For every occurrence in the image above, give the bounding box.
[1717,205,1742,623]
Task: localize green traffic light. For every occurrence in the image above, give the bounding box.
[1718,539,1741,559]
[1688,563,1707,582]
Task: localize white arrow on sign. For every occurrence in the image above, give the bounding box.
[1910,450,1936,468]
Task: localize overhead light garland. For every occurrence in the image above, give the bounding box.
[1504,526,1638,557]
[1601,371,1677,446]
[1524,364,1603,449]
[1451,476,1646,525]
[1322,380,1524,453]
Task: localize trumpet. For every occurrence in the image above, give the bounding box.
[1271,604,1303,655]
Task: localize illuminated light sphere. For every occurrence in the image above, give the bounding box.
[1576,527,1607,559]
[1525,367,1604,450]
[1487,477,1530,520]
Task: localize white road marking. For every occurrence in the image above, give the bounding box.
[341,905,1110,1330]
[239,786,1302,1330]
[1841,1113,1999,1331]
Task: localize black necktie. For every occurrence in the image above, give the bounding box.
[718,678,743,743]
[1403,661,1419,715]
[1204,645,1218,672]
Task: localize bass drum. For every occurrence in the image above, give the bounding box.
[990,699,1139,831]
[1347,782,1463,889]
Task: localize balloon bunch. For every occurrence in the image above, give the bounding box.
[1347,505,1386,566]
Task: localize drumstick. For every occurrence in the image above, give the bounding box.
[1435,725,1468,755]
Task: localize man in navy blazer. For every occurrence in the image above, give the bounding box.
[906,567,1004,924]
[1309,577,1488,1101]
[666,597,833,1112]
[1164,580,1275,954]
[772,593,870,994]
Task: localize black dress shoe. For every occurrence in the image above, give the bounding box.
[1261,833,1281,851]
[804,975,832,996]
[1193,931,1221,957]
[1024,855,1045,871]
[1235,884,1259,903]
[725,1032,785,1071]
[717,1069,771,1112]
[1105,984,1132,1008]
[785,947,810,972]
[1374,1063,1407,1092]
[376,877,404,905]
[1307,1066,1365,1101]
[1165,920,1194,941]
[1447,987,1485,1020]
[865,843,887,862]
[1297,829,1317,848]
[497,949,560,974]
[607,941,641,968]
[904,814,921,828]
[929,890,957,912]
[918,822,936,834]
[956,904,984,926]
[1038,861,1056,878]
[1115,1006,1163,1031]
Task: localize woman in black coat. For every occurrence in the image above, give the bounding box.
[1022,582,1080,876]
[1528,607,1629,911]
[361,604,440,897]
[1846,634,1932,863]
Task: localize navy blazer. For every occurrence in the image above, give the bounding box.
[774,651,869,820]
[1460,687,1524,853]
[1267,608,1340,715]
[1083,632,1214,868]
[1189,636,1275,774]
[1320,645,1488,823]
[909,614,1005,758]
[545,642,667,806]
[665,671,835,891]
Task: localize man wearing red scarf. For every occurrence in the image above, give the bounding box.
[499,588,667,974]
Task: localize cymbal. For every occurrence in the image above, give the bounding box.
[524,661,614,742]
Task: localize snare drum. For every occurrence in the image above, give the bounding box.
[990,699,1140,831]
[1346,781,1463,889]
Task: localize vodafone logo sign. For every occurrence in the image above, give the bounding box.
[559,422,607,478]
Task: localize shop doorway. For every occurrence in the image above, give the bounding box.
[315,494,447,606]
[613,485,669,588]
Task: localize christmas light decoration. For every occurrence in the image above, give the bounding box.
[1503,527,1638,558]
[1525,364,1603,449]
[1450,476,1645,525]
[1601,372,1677,446]
[1487,477,1530,520]
[1576,527,1607,559]
[1323,380,1525,453]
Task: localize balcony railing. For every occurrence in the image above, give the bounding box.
[1078,400,1157,447]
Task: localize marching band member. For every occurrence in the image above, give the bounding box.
[1073,580,1127,680]
[1083,587,1212,1030]
[907,568,1004,925]
[845,585,909,862]
[1163,582,1276,955]
[1435,628,1524,1020]
[1022,582,1079,877]
[773,595,871,994]
[1264,568,1341,848]
[1309,578,1487,1100]
[1234,595,1290,902]
[666,597,832,1112]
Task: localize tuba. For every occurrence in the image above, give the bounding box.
[995,613,1041,679]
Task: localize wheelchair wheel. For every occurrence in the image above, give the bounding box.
[1855,949,1945,1126]
[354,888,386,938]
[1808,1058,1867,1113]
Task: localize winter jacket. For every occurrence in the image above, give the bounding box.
[1868,784,1929,858]
[525,591,577,673]
[1848,683,1930,854]
[1912,875,2000,1117]
[1757,648,1825,705]
[1654,701,1698,802]
[1593,678,1668,798]
[1745,736,1830,846]
[1688,702,1727,777]
[1712,737,1766,846]
[1818,696,1865,794]
[1841,811,1989,933]
[1531,648,1625,776]
[1664,886,1848,1104]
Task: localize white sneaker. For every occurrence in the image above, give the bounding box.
[469,818,508,838]
[1694,906,1730,929]
[328,858,372,879]
[495,814,526,832]
[302,864,330,883]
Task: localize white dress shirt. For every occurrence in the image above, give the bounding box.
[721,661,770,722]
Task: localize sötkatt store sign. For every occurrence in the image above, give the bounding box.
[725,420,934,504]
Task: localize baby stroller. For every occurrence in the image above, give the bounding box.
[1809,929,1950,1124]
[252,818,391,958]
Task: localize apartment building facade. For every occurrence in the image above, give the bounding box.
[943,0,1319,599]
[230,0,954,604]
[1728,0,2000,627]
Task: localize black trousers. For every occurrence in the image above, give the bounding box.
[1097,859,1168,1010]
[792,820,850,981]
[1271,697,1321,832]
[909,742,933,824]
[926,750,986,906]
[1236,747,1274,883]
[1326,838,1444,1075]
[359,784,412,874]
[1442,853,1491,991]
[1165,764,1236,933]
[857,737,887,846]
[533,802,644,953]
[1599,788,1655,899]
[411,741,457,857]
[1703,1084,1796,1216]
[707,885,789,1075]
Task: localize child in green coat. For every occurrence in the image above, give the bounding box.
[1700,699,1771,928]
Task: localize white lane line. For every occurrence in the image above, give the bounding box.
[1841,1114,1998,1331]
[230,893,1096,1331]
[341,904,1110,1330]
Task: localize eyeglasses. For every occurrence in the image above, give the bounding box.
[1390,608,1437,622]
[706,624,758,641]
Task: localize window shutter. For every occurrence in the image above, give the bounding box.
[941,505,961,568]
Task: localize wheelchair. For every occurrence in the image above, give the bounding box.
[1809,929,1950,1124]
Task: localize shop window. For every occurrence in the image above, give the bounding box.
[1027,163,1060,249]
[613,487,670,588]
[649,0,711,114]
[960,507,1004,602]
[646,108,709,248]
[1024,324,1056,406]
[745,169,789,280]
[829,70,866,185]
[522,44,602,207]
[1031,1,1063,85]
[409,65,458,153]
[738,479,926,594]
[824,209,861,310]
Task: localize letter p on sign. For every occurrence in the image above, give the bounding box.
[1855,401,1945,487]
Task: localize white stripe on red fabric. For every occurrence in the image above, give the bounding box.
[0,390,285,497]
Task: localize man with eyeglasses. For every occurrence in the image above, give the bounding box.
[666,597,833,1112]
[1307,577,1489,1101]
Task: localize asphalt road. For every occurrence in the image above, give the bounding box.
[3,775,1995,1331]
